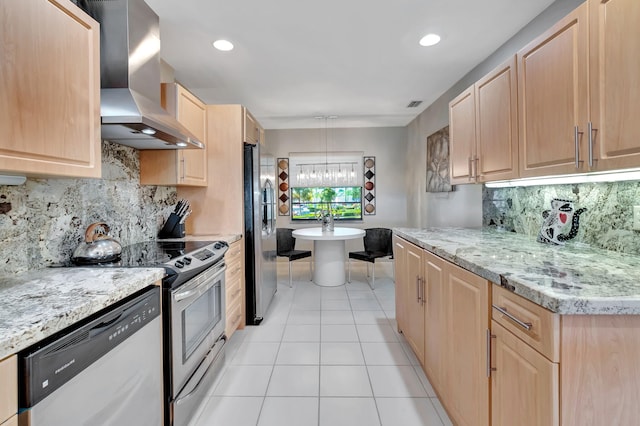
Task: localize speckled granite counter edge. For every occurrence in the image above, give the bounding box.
[393,229,640,315]
[0,268,165,359]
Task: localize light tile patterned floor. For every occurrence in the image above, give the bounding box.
[190,261,452,426]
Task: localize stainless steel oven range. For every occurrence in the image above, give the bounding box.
[67,239,229,426]
[160,241,228,426]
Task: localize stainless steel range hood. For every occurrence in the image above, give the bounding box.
[84,0,203,150]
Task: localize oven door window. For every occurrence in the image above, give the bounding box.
[182,281,222,362]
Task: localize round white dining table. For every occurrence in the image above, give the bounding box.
[292,227,366,286]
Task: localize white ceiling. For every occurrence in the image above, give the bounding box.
[145,0,555,129]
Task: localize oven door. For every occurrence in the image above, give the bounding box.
[169,261,226,396]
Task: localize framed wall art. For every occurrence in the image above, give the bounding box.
[277,158,290,215]
[426,125,453,192]
[363,156,376,215]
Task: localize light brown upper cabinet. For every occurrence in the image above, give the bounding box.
[588,0,640,171]
[0,0,101,178]
[243,108,260,145]
[140,83,207,186]
[519,0,640,177]
[518,3,589,178]
[449,56,518,184]
[449,87,476,184]
[178,105,247,235]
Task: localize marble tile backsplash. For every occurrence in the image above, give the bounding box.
[483,181,640,255]
[0,142,177,274]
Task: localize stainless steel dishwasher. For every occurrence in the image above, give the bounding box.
[18,286,162,426]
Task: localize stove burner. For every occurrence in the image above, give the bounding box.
[71,254,122,266]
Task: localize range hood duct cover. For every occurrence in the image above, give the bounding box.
[84,0,203,150]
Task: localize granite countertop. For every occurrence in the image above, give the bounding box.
[0,267,165,359]
[393,227,640,315]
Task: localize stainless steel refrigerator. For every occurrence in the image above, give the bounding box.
[244,143,277,325]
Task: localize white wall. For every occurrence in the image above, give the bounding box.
[405,0,585,228]
[265,126,408,252]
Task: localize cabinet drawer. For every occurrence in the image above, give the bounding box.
[225,297,243,337]
[0,355,17,424]
[225,258,243,282]
[226,242,243,263]
[226,276,243,305]
[492,285,560,362]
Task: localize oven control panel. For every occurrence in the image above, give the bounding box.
[170,242,228,271]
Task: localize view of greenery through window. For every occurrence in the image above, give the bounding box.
[291,187,362,220]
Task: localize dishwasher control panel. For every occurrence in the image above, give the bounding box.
[19,286,161,408]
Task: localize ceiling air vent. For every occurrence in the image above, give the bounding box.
[406,100,423,108]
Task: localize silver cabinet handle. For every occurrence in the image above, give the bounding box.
[180,157,186,180]
[421,277,425,305]
[588,121,597,168]
[574,126,584,169]
[468,157,473,181]
[574,126,580,168]
[492,305,532,331]
[416,275,421,302]
[486,329,496,377]
[474,156,480,179]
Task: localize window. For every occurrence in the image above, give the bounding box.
[291,186,362,220]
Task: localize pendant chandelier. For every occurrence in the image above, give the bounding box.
[292,116,358,187]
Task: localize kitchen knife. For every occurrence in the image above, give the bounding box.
[179,210,192,224]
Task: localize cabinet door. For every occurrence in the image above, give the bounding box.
[392,236,408,333]
[476,56,519,182]
[518,3,589,178]
[243,108,259,144]
[491,321,559,426]
[449,86,476,184]
[224,239,245,340]
[176,86,207,186]
[589,0,640,171]
[0,355,16,424]
[140,84,207,186]
[423,251,446,394]
[404,242,425,365]
[445,262,490,426]
[178,105,244,235]
[0,0,101,178]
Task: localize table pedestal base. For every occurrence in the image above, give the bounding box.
[313,240,346,286]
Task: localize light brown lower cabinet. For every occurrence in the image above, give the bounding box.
[1,416,17,426]
[491,320,559,426]
[395,236,640,426]
[423,251,445,392]
[225,239,245,339]
[0,355,17,425]
[404,242,425,363]
[395,239,490,426]
[444,261,490,426]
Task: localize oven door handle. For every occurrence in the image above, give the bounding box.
[173,264,226,302]
[174,338,225,406]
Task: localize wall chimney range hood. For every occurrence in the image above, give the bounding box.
[84,0,203,150]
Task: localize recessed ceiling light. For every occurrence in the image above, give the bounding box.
[141,128,156,135]
[176,142,188,147]
[213,39,234,51]
[419,33,441,47]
